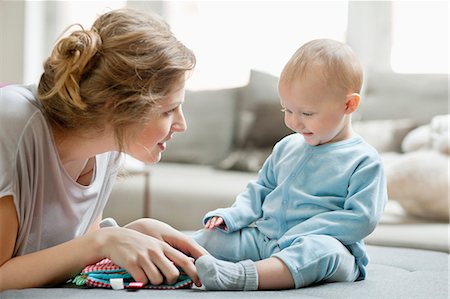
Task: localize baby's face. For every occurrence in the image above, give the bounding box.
[279,70,352,146]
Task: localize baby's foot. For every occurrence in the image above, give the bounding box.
[195,255,258,291]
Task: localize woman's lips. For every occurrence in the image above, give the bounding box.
[158,142,166,151]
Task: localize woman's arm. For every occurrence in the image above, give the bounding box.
[0,195,107,290]
[0,196,201,291]
[85,214,102,233]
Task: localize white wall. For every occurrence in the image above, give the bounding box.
[0,1,25,84]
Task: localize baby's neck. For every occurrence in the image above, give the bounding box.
[323,118,355,145]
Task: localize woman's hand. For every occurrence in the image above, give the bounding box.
[123,219,208,284]
[205,216,228,231]
[98,226,202,287]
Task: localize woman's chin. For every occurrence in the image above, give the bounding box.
[147,154,162,164]
[131,152,161,164]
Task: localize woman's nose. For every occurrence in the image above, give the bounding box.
[172,110,187,132]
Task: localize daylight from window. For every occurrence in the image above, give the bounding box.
[166,1,348,89]
[390,1,448,74]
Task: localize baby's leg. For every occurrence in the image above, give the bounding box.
[192,227,263,261]
[196,234,359,291]
[272,235,360,289]
[255,257,294,289]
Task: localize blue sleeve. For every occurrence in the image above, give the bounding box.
[203,154,277,233]
[278,158,387,247]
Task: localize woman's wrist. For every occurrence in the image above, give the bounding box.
[88,227,117,260]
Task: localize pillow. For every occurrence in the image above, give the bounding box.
[402,114,449,154]
[243,101,293,148]
[385,150,449,222]
[360,73,448,124]
[215,148,272,172]
[162,87,240,165]
[234,70,280,148]
[216,101,293,172]
[353,119,417,153]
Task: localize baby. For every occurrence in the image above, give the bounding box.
[193,39,388,290]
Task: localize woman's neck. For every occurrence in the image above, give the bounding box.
[52,127,116,181]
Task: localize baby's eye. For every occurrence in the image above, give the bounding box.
[302,112,314,117]
[281,108,292,114]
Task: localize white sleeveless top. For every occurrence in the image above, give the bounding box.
[0,84,120,256]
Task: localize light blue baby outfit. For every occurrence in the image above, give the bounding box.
[193,133,387,288]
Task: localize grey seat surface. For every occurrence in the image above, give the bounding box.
[2,245,448,299]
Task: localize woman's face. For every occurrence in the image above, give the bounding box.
[125,87,187,163]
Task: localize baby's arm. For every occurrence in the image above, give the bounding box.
[202,153,278,233]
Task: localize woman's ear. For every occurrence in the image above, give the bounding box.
[344,93,360,114]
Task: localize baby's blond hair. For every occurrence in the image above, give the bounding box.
[280,39,363,95]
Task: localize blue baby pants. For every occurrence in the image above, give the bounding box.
[192,227,360,288]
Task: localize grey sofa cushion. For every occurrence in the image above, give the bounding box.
[244,101,293,148]
[2,246,448,299]
[216,101,293,172]
[353,119,417,153]
[234,70,280,147]
[216,70,290,172]
[162,87,240,165]
[357,73,448,124]
[365,200,449,253]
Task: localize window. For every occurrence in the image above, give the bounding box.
[23,1,126,84]
[391,1,448,74]
[165,1,348,89]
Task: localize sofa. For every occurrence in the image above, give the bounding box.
[106,70,450,297]
[3,70,447,298]
[105,70,449,230]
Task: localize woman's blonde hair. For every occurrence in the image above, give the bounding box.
[38,8,196,152]
[280,39,363,94]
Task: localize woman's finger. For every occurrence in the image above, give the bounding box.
[165,234,208,260]
[164,245,201,287]
[151,253,180,285]
[139,256,165,285]
[123,263,149,285]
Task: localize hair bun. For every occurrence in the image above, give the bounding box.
[42,26,102,110]
[59,28,101,62]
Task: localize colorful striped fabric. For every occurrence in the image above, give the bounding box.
[72,258,193,290]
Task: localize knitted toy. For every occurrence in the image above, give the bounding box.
[71,258,193,290]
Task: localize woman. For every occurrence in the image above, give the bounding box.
[0,8,205,290]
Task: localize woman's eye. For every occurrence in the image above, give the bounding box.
[164,107,177,116]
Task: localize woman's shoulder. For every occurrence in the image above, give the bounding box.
[0,84,49,152]
[0,84,42,124]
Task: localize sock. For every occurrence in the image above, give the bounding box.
[195,255,258,291]
[99,217,119,228]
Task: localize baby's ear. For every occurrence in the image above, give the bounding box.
[344,93,360,114]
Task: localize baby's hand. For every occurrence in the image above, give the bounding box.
[204,216,228,231]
